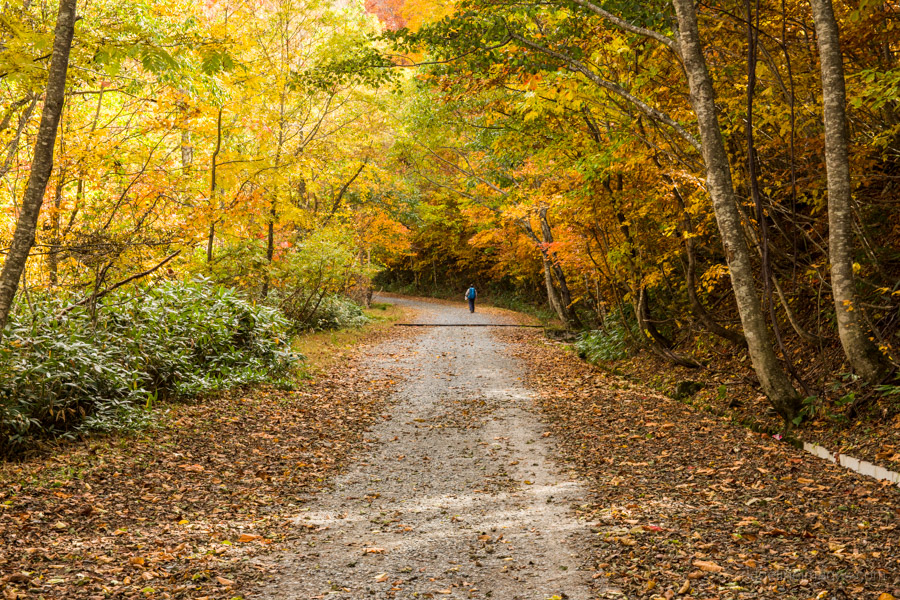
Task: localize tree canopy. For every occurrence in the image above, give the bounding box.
[2,0,900,423]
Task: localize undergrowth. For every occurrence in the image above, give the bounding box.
[575,311,638,362]
[483,290,557,324]
[305,294,369,331]
[0,280,299,457]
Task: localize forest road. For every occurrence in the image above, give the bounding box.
[254,296,597,600]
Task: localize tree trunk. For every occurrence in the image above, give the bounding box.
[262,94,288,300]
[181,130,193,172]
[610,203,671,349]
[674,186,746,346]
[519,213,576,327]
[608,184,699,366]
[0,96,38,180]
[637,288,702,368]
[538,208,582,328]
[207,107,223,265]
[809,0,892,381]
[632,116,743,347]
[48,171,65,286]
[261,202,275,298]
[542,258,566,321]
[0,0,77,337]
[671,0,801,419]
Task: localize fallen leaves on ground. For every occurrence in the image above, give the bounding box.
[504,330,900,600]
[0,328,412,599]
[606,346,900,474]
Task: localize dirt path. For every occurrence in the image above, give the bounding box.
[254,297,596,599]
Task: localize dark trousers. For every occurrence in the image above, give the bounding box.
[468,298,475,313]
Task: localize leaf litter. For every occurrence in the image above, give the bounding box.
[0,326,417,600]
[501,329,900,600]
[5,302,899,600]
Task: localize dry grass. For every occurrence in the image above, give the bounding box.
[292,301,412,377]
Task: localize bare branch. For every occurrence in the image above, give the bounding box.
[320,160,369,226]
[60,250,182,314]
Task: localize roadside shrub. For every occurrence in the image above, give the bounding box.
[0,280,298,456]
[307,294,369,331]
[576,311,637,363]
[268,289,369,332]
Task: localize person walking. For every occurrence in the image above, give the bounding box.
[464,284,477,313]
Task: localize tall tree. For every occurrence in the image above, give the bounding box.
[669,0,801,419]
[408,0,805,417]
[809,0,892,382]
[0,0,78,337]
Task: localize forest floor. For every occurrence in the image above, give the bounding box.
[2,297,899,600]
[599,350,900,474]
[502,330,900,600]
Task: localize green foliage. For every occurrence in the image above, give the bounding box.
[0,280,298,456]
[575,311,637,363]
[875,383,900,398]
[305,295,369,331]
[262,231,372,331]
[793,396,841,425]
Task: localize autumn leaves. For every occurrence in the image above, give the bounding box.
[377,0,900,420]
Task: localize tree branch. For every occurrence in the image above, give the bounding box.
[569,0,681,54]
[60,250,182,314]
[508,31,702,152]
[320,160,368,226]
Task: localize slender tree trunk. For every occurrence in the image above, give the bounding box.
[366,247,373,307]
[520,214,571,325]
[809,0,892,381]
[671,0,801,419]
[47,96,68,287]
[746,1,811,397]
[207,107,223,265]
[0,96,38,180]
[542,259,566,321]
[181,130,193,172]
[206,222,216,265]
[611,203,670,349]
[636,107,745,347]
[674,186,746,346]
[538,208,581,328]
[179,89,193,172]
[67,85,102,240]
[48,171,65,286]
[0,0,77,337]
[262,92,287,299]
[261,202,275,298]
[637,288,702,368]
[608,184,700,367]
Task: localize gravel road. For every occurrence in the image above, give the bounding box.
[255,296,595,599]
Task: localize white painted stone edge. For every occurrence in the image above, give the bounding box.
[802,442,900,487]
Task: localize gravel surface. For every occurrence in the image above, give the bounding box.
[254,297,596,599]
